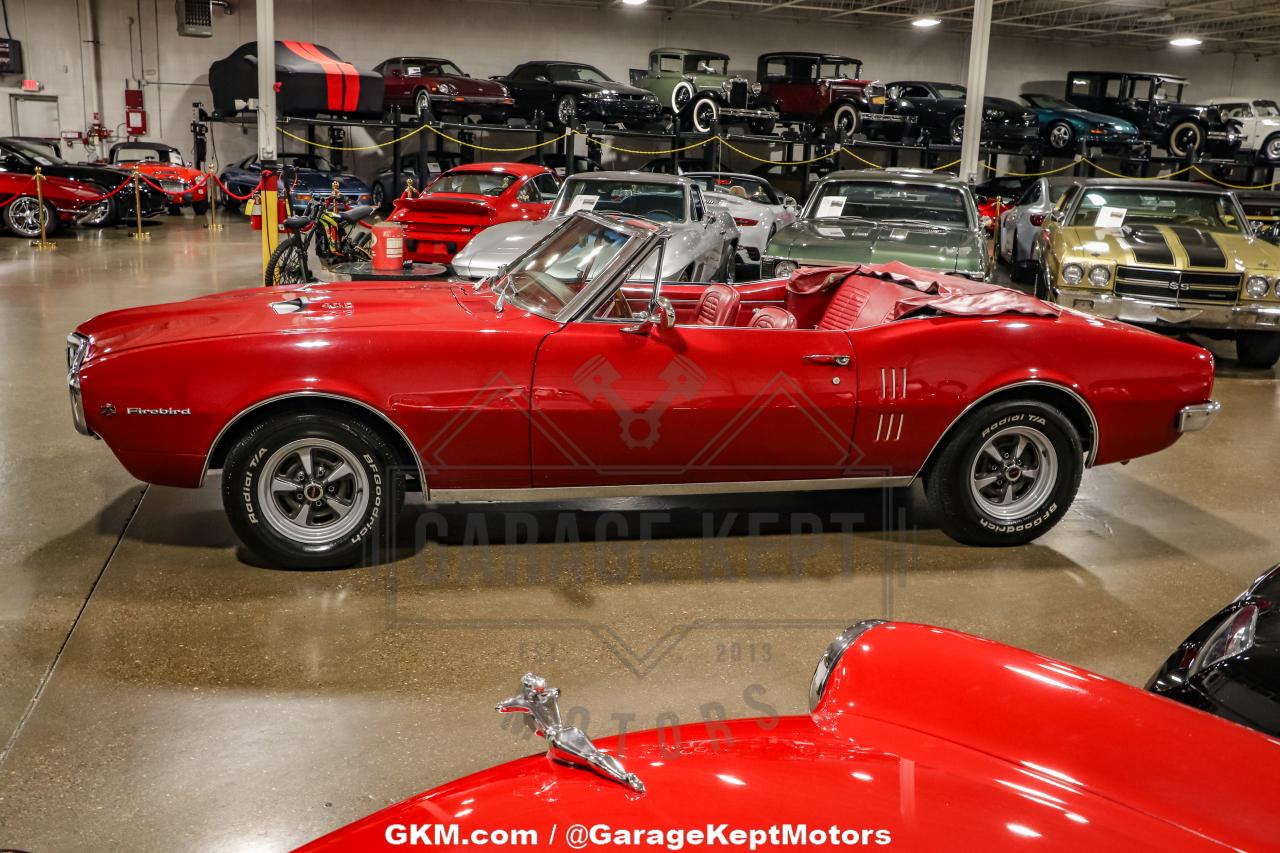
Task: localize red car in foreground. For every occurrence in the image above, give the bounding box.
[385,162,559,264]
[1,171,106,238]
[68,212,1217,567]
[107,141,208,214]
[299,621,1280,851]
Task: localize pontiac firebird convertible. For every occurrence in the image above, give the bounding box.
[68,212,1218,567]
[297,622,1279,851]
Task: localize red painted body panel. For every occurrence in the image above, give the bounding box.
[386,163,553,263]
[118,161,208,205]
[72,267,1213,492]
[299,624,1280,852]
[767,77,879,122]
[1,171,103,221]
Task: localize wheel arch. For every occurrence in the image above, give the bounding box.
[203,391,424,487]
[919,380,1098,481]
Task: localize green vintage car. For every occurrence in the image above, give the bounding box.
[632,47,778,134]
[761,169,993,280]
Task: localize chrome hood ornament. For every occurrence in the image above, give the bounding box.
[497,673,645,794]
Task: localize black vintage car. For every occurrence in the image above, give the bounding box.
[1149,564,1280,737]
[1064,71,1239,159]
[884,81,1038,146]
[0,136,166,225]
[496,61,662,129]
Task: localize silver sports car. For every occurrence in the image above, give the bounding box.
[450,170,740,282]
[997,176,1078,280]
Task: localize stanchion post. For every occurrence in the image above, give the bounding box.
[260,168,280,271]
[30,166,55,250]
[332,179,341,211]
[534,111,545,166]
[205,166,223,231]
[130,167,149,240]
[391,105,402,197]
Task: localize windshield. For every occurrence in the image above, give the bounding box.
[934,84,966,99]
[550,64,612,84]
[1146,78,1184,103]
[818,60,861,79]
[1255,100,1280,117]
[686,174,779,205]
[404,60,463,77]
[279,154,335,172]
[4,139,63,165]
[686,55,728,75]
[1069,188,1244,232]
[552,178,685,222]
[116,146,184,165]
[427,171,519,196]
[805,180,972,227]
[492,216,634,317]
[1024,93,1075,110]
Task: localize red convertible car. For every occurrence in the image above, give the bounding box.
[299,621,1279,851]
[68,212,1217,567]
[385,162,559,264]
[108,142,209,214]
[1,171,106,238]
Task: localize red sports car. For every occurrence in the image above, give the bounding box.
[374,56,513,122]
[108,142,208,214]
[1,171,107,238]
[385,162,559,264]
[298,621,1279,851]
[67,212,1217,567]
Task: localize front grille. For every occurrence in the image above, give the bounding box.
[1115,265,1241,304]
[160,179,186,193]
[728,79,749,109]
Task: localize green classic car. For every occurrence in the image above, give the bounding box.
[762,169,992,280]
[632,48,778,134]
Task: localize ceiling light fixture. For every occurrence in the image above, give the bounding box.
[912,17,942,27]
[622,0,648,5]
[1169,36,1203,47]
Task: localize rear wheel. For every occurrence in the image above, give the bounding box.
[1263,133,1280,164]
[925,399,1083,546]
[414,89,431,117]
[1236,331,1280,369]
[556,95,578,128]
[948,114,966,144]
[221,413,405,569]
[265,235,310,286]
[371,181,387,210]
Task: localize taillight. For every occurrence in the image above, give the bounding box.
[733,217,758,227]
[1030,213,1045,226]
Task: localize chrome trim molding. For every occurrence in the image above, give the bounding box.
[1177,400,1221,433]
[200,391,426,487]
[67,332,94,438]
[917,379,1101,470]
[1058,288,1280,331]
[428,475,914,504]
[808,619,889,713]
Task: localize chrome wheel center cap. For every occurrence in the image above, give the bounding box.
[303,483,323,501]
[1005,466,1022,482]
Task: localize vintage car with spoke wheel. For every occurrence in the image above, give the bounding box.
[1034,179,1280,368]
[69,210,1216,567]
[298,621,1277,851]
[632,48,777,134]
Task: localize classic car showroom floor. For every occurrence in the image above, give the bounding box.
[0,218,1274,851]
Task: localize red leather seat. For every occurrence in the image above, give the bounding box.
[749,306,798,329]
[692,283,741,326]
[817,279,911,331]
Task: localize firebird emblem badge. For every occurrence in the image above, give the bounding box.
[99,403,116,417]
[125,407,191,416]
[574,354,706,449]
[497,673,645,794]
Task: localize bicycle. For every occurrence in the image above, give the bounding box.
[264,177,375,286]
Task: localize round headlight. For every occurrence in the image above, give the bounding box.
[773,260,798,278]
[751,82,762,95]
[1061,263,1084,285]
[1087,264,1111,286]
[808,620,887,712]
[436,82,456,95]
[1246,275,1270,298]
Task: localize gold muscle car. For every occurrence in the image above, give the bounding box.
[1034,179,1280,368]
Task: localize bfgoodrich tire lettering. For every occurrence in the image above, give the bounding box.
[925,400,1083,546]
[221,414,405,568]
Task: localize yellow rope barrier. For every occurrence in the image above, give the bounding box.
[278,124,430,151]
[420,123,572,152]
[1191,165,1280,190]
[1083,159,1194,180]
[574,130,711,156]
[718,138,841,166]
[981,158,1083,177]
[930,158,962,172]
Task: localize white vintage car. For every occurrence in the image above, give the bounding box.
[1207,97,1280,163]
[450,171,740,282]
[686,171,799,269]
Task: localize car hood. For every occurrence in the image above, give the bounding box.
[430,74,507,97]
[75,279,531,358]
[558,79,651,98]
[1056,223,1279,269]
[771,219,983,273]
[125,163,202,182]
[1049,108,1138,132]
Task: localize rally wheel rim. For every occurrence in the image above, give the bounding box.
[950,117,965,144]
[1266,136,1280,162]
[557,97,576,126]
[9,197,43,236]
[1048,123,1072,149]
[968,425,1058,521]
[257,438,370,545]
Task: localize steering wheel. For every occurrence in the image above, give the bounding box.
[641,209,678,222]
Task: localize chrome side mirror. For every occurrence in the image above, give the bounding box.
[783,195,798,208]
[623,296,676,335]
[1049,209,1066,224]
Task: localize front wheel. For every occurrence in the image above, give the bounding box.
[4,196,58,239]
[1046,120,1074,151]
[948,114,966,144]
[371,181,387,210]
[192,200,209,215]
[555,95,577,128]
[1236,331,1280,369]
[687,95,719,134]
[221,414,405,569]
[925,400,1083,546]
[1167,120,1204,157]
[265,234,310,286]
[1262,133,1280,164]
[831,103,860,139]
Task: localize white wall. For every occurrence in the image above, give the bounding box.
[2,0,1278,174]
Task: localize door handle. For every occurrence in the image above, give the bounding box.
[804,354,851,366]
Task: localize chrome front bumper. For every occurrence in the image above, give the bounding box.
[1178,400,1221,433]
[1058,288,1280,331]
[67,332,94,437]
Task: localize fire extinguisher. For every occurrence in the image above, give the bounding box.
[371,221,406,272]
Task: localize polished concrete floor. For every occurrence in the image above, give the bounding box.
[0,218,1276,852]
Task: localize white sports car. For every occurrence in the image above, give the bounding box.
[1206,97,1280,164]
[685,172,798,267]
[450,171,740,282]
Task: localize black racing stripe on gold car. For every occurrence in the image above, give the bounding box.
[1123,224,1175,265]
[1168,226,1228,268]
